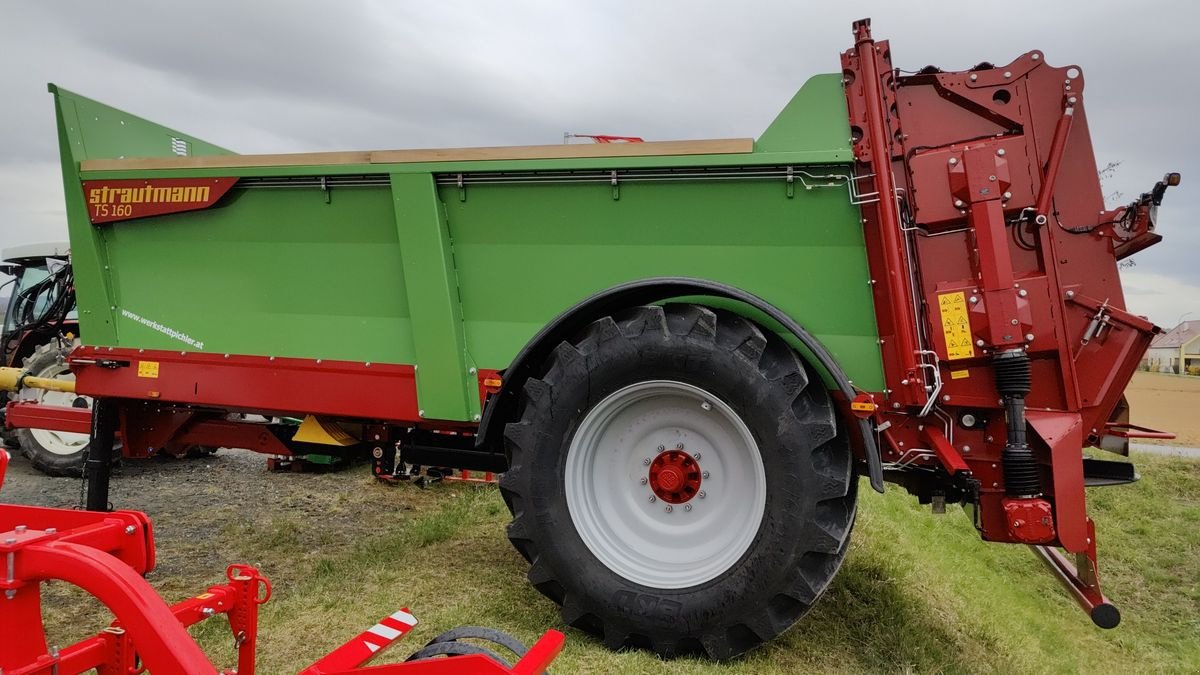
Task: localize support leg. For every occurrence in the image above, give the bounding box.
[85,398,118,512]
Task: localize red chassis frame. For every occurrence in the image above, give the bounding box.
[0,450,564,674]
[3,20,1177,631]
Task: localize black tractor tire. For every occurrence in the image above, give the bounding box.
[499,304,857,660]
[13,339,95,477]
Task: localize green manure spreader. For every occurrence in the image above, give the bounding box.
[24,19,1179,659]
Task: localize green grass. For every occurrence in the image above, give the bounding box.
[48,453,1200,673]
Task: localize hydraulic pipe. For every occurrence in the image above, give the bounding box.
[1034,100,1076,223]
[852,20,923,403]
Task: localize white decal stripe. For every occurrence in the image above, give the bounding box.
[390,609,418,626]
[368,623,401,640]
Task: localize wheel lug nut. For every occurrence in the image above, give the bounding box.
[665,505,673,513]
[698,491,706,499]
[657,445,665,452]
[701,401,712,411]
[640,477,648,485]
[702,471,710,479]
[643,458,651,466]
[684,504,692,511]
[676,443,684,450]
[693,452,701,460]
[648,495,656,503]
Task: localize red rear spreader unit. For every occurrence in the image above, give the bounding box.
[0,447,564,673]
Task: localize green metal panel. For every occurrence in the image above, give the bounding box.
[50,74,886,419]
[99,185,412,363]
[390,173,477,421]
[442,177,881,390]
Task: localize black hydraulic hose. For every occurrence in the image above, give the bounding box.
[85,399,119,511]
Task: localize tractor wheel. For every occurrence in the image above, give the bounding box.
[13,339,96,477]
[499,304,857,659]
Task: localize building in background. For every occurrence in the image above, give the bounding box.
[1145,321,1200,374]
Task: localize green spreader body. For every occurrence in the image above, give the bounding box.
[50,77,883,423]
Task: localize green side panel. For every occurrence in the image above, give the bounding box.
[390,174,477,421]
[49,84,235,349]
[443,177,884,391]
[48,83,234,161]
[100,186,413,363]
[757,74,853,154]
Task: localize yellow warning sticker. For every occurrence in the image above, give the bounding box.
[137,361,160,378]
[938,292,976,361]
[950,369,970,380]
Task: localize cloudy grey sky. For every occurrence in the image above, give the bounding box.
[1,1,1195,326]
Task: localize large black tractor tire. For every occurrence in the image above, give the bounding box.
[499,304,857,660]
[13,339,95,477]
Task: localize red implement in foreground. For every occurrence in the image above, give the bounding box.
[0,450,563,674]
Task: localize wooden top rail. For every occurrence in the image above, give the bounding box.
[81,138,755,172]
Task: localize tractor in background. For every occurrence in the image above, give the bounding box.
[0,242,90,475]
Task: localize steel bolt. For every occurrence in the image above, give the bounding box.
[949,157,958,165]
[472,414,481,423]
[1003,192,1012,199]
[976,339,986,347]
[1032,53,1040,60]
[969,73,978,81]
[684,504,692,511]
[954,199,965,207]
[648,495,656,503]
[943,395,951,401]
[3,538,14,545]
[892,402,901,409]
[702,471,710,479]
[14,525,26,534]
[698,491,706,499]
[992,482,1000,488]
[45,528,56,535]
[1025,334,1035,342]
[962,445,971,453]
[418,410,425,418]
[1018,289,1028,297]
[969,296,978,304]
[1003,71,1012,78]
[665,505,673,513]
[997,148,1006,156]
[657,445,665,452]
[700,401,712,411]
[468,367,477,374]
[124,525,136,535]
[5,589,15,600]
[1011,319,1019,325]
[693,452,701,460]
[644,458,651,466]
[640,477,648,485]
[676,442,685,450]
[1066,290,1075,299]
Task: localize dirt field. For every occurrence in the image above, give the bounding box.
[1125,372,1200,446]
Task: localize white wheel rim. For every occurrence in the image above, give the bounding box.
[23,362,90,456]
[565,380,766,589]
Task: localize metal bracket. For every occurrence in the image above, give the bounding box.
[610,171,620,200]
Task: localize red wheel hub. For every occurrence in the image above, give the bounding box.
[648,449,702,504]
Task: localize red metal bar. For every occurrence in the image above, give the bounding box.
[10,539,216,673]
[5,401,93,435]
[1030,520,1119,628]
[71,347,420,423]
[849,19,924,402]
